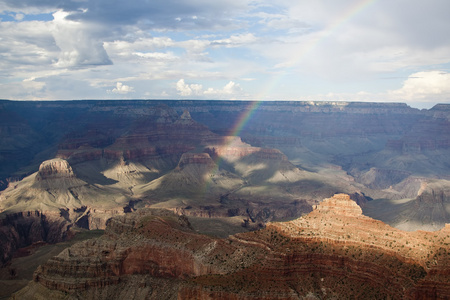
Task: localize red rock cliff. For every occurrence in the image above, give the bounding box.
[13,194,450,299]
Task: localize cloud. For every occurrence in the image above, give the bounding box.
[1,0,450,105]
[1,0,249,31]
[389,71,450,102]
[133,51,177,61]
[211,33,258,47]
[0,79,46,100]
[294,70,450,108]
[0,20,58,69]
[176,79,243,99]
[52,10,112,68]
[253,11,309,33]
[104,37,176,58]
[254,0,450,81]
[110,82,134,94]
[0,1,55,15]
[13,13,24,21]
[176,79,203,96]
[204,81,242,95]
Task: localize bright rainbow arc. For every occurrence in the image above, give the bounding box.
[202,0,378,196]
[201,100,263,196]
[229,100,262,137]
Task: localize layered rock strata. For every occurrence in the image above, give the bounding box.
[1,100,449,232]
[13,194,450,299]
[57,107,221,165]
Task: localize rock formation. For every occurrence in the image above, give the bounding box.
[363,179,450,231]
[1,100,447,190]
[1,100,450,289]
[312,193,363,216]
[0,210,70,267]
[33,158,85,188]
[12,194,450,299]
[1,100,449,209]
[0,158,133,267]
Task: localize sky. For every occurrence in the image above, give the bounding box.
[1,0,450,108]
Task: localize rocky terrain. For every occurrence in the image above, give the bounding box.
[0,101,450,298]
[0,101,376,268]
[11,194,450,299]
[0,100,449,297]
[363,178,450,231]
[1,100,448,187]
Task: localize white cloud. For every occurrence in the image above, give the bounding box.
[0,20,58,69]
[294,70,450,108]
[253,0,450,83]
[176,39,211,60]
[253,11,309,33]
[211,33,258,47]
[204,81,242,95]
[0,0,249,31]
[389,71,450,102]
[104,36,176,58]
[13,13,24,21]
[176,79,203,96]
[133,51,178,61]
[52,10,112,68]
[0,80,46,100]
[176,79,243,99]
[110,82,134,94]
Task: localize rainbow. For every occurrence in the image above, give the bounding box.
[200,101,263,196]
[285,0,378,69]
[228,0,379,140]
[255,0,378,101]
[201,0,378,196]
[228,100,262,137]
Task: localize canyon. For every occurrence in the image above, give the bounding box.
[0,100,449,298]
[11,194,450,299]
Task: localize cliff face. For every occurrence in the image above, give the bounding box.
[386,114,450,153]
[1,101,448,204]
[0,210,70,267]
[35,159,76,180]
[0,158,130,266]
[13,194,450,300]
[1,100,446,188]
[363,179,450,232]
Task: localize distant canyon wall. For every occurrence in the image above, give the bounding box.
[1,100,449,188]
